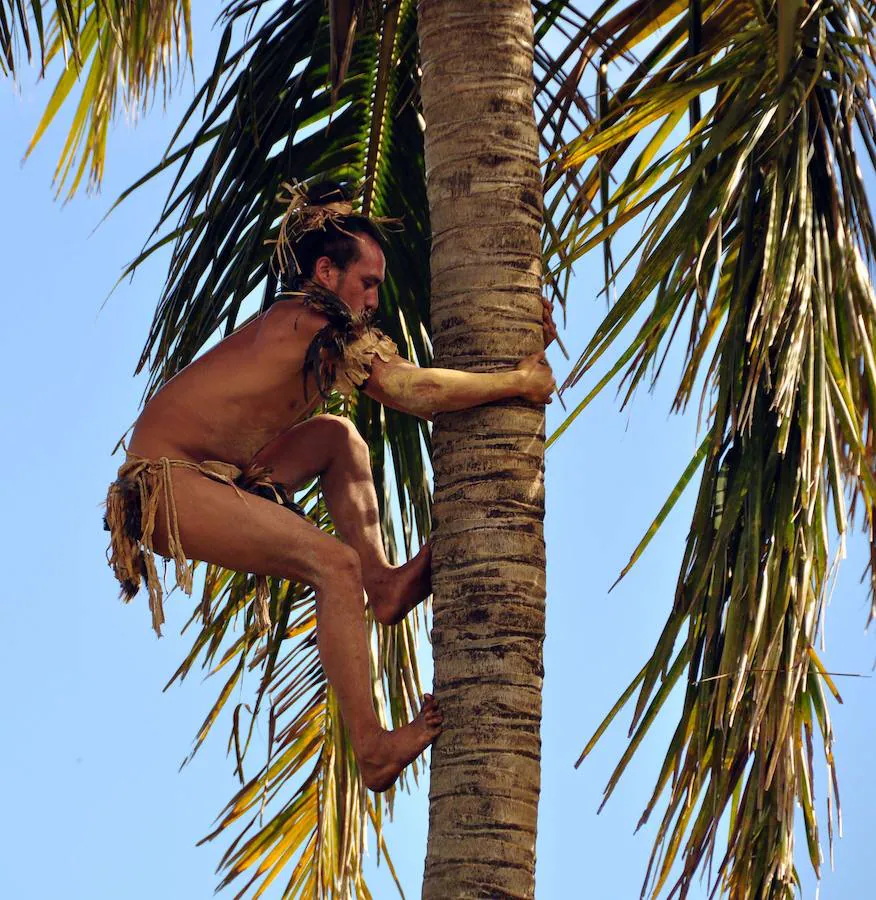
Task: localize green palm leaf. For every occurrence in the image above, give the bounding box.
[0,1,80,74]
[16,1,193,197]
[548,3,876,898]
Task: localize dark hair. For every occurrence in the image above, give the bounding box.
[282,181,385,286]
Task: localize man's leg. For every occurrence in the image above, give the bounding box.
[250,414,432,625]
[149,465,441,790]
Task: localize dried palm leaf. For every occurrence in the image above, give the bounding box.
[549,3,876,897]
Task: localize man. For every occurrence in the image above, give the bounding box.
[105,183,557,791]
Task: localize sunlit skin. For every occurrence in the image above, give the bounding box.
[128,233,557,792]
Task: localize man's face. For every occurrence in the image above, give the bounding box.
[316,235,386,320]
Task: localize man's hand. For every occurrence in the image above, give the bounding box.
[516,351,557,404]
[542,296,559,348]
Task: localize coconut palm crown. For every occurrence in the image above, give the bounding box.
[6,1,876,898]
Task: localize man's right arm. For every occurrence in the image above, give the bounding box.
[363,352,556,420]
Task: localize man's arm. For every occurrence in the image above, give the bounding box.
[363,352,556,420]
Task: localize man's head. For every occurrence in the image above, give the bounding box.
[307,228,386,319]
[284,182,386,318]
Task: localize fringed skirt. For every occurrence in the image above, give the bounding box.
[104,453,307,637]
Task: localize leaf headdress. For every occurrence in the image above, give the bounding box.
[268,180,400,277]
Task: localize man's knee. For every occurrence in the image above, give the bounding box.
[314,540,362,592]
[316,414,368,460]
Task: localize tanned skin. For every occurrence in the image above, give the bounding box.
[128,234,557,792]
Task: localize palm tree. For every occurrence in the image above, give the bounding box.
[416,1,546,896]
[6,1,876,898]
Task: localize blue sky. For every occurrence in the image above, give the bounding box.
[1,10,874,899]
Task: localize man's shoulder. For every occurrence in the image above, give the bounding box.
[257,299,330,346]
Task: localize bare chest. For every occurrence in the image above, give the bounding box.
[131,335,321,464]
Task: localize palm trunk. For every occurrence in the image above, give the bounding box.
[417,2,546,897]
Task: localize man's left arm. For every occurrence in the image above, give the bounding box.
[361,296,559,418]
[362,352,555,420]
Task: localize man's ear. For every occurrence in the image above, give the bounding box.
[313,255,335,287]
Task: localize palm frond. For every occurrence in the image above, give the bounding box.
[534,0,691,315]
[0,1,81,75]
[19,1,192,198]
[549,2,876,898]
[329,1,382,102]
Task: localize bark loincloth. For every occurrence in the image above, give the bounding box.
[104,453,308,638]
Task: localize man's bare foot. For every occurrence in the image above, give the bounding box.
[366,542,432,626]
[358,694,443,792]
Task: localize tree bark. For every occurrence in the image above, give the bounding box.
[417,2,546,897]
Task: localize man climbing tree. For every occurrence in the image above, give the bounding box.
[104,180,558,792]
